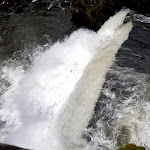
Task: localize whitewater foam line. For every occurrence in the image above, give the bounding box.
[56,22,133,150]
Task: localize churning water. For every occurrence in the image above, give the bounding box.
[0,8,148,150]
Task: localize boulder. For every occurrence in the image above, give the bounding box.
[70,0,150,30]
[0,143,28,150]
[0,0,34,16]
[118,144,145,150]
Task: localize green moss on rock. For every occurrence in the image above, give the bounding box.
[118,144,145,150]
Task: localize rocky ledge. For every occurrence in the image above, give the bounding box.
[118,144,145,150]
[0,143,145,150]
[1,0,150,31]
[0,0,34,16]
[70,0,150,30]
[0,0,70,17]
[0,143,28,150]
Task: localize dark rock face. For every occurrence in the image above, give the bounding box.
[0,0,72,63]
[70,0,120,30]
[0,0,71,16]
[116,13,150,74]
[70,0,150,30]
[0,0,34,16]
[0,143,28,150]
[1,0,150,31]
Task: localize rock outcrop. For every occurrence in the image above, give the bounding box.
[70,0,150,30]
[0,143,28,150]
[0,0,34,16]
[118,144,145,150]
[1,0,150,30]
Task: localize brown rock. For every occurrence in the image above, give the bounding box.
[118,144,145,150]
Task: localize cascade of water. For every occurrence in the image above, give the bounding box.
[56,21,132,150]
[0,9,132,150]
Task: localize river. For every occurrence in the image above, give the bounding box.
[0,3,150,150]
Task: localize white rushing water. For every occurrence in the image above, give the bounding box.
[0,9,132,150]
[84,65,150,150]
[56,21,133,150]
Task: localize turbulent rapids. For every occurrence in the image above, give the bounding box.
[56,20,132,150]
[1,8,149,150]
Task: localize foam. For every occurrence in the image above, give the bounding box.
[0,9,131,150]
[56,22,133,150]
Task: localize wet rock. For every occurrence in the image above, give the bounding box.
[0,0,73,62]
[116,13,150,75]
[0,0,34,16]
[61,1,70,8]
[71,0,117,30]
[0,143,29,150]
[47,0,64,11]
[70,0,150,30]
[0,36,4,45]
[16,7,23,14]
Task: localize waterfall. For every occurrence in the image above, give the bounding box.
[0,9,132,150]
[56,21,132,150]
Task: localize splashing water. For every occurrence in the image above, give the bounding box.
[56,21,133,150]
[0,9,132,150]
[85,65,150,150]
